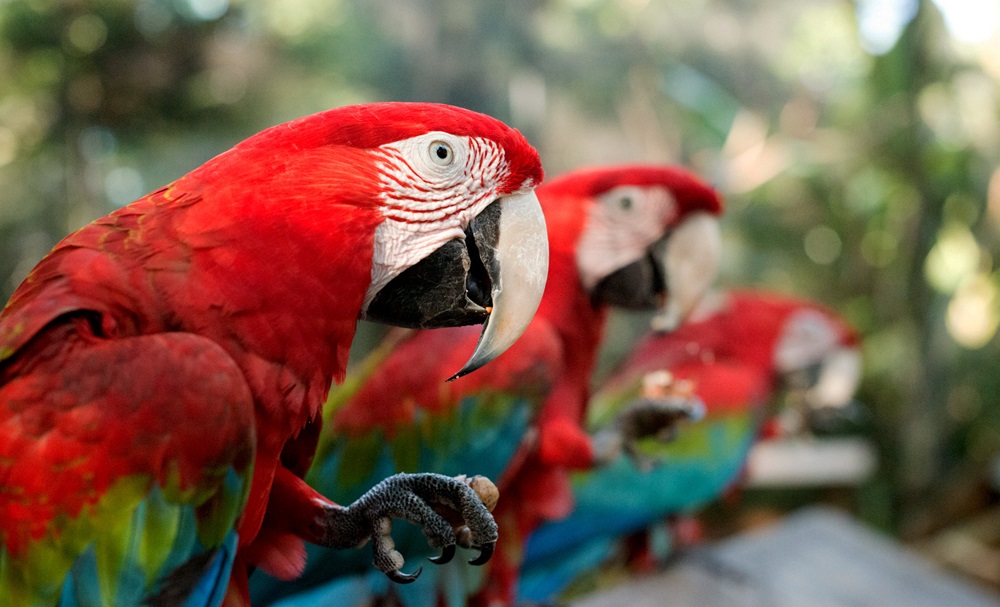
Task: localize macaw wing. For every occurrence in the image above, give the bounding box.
[0,186,203,368]
[0,316,254,607]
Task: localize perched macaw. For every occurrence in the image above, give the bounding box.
[250,164,725,607]
[0,102,552,607]
[517,289,862,602]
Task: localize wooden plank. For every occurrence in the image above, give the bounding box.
[745,437,878,487]
[572,507,1000,607]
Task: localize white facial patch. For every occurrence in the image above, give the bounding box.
[776,309,861,409]
[575,185,678,291]
[774,309,843,373]
[362,131,510,310]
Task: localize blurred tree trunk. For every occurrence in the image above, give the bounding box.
[872,0,952,532]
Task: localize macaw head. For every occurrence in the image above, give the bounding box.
[539,164,723,330]
[197,102,548,378]
[772,301,863,430]
[344,104,548,377]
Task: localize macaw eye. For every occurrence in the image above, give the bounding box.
[429,140,454,166]
[618,196,633,211]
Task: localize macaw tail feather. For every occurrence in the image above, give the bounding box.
[145,531,238,607]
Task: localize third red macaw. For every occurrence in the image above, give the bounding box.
[518,289,862,602]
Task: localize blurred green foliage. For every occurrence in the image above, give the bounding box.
[0,0,997,537]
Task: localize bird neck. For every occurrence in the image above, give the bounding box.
[536,248,608,379]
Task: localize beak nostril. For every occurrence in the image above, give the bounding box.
[464,224,494,310]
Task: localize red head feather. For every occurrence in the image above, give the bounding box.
[539,164,721,220]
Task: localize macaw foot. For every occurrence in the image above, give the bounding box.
[593,372,705,468]
[314,473,499,584]
[619,393,706,470]
[620,393,706,442]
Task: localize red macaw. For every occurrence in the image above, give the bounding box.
[0,102,551,607]
[517,289,862,602]
[250,165,724,607]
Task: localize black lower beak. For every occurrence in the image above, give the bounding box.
[363,202,501,329]
[590,248,666,310]
[590,211,721,333]
[364,190,548,378]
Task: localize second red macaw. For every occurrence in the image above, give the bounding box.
[249,164,725,607]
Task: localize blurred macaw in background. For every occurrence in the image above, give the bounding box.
[0,102,551,607]
[517,288,862,602]
[250,165,725,607]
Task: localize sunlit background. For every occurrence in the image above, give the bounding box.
[1,0,998,594]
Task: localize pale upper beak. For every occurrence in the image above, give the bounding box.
[450,190,548,379]
[651,212,722,333]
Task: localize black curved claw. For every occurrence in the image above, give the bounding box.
[428,544,456,565]
[468,541,495,566]
[386,566,423,584]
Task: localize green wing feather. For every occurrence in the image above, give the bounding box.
[0,317,254,606]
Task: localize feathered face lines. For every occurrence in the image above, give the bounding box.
[373,131,508,225]
[576,184,679,291]
[541,165,720,217]
[364,130,531,309]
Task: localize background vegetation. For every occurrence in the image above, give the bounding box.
[1,0,997,591]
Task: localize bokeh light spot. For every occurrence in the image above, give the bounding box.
[184,0,229,21]
[803,225,842,265]
[264,0,341,38]
[105,167,145,207]
[66,14,108,54]
[925,223,981,293]
[856,0,917,55]
[78,126,117,162]
[135,0,174,37]
[946,275,1000,348]
[933,0,1000,44]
